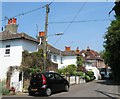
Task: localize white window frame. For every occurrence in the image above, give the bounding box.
[53,55,57,62]
[5,45,10,55]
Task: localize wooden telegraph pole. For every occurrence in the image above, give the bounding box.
[43,4,50,72]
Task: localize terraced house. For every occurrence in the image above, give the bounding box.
[0,18,106,92]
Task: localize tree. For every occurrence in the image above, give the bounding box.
[76,55,84,71]
[104,16,120,83]
[99,50,108,64]
[66,64,77,75]
[21,49,45,75]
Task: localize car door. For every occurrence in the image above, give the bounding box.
[45,73,57,92]
[54,73,65,91]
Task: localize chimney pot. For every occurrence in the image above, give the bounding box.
[10,18,12,24]
[65,46,71,51]
[12,18,17,24]
[8,19,11,25]
[39,31,45,37]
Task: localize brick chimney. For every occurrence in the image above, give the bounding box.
[37,31,45,44]
[39,31,45,37]
[86,46,90,51]
[5,18,18,34]
[76,47,80,53]
[65,46,71,51]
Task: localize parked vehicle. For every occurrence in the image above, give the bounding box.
[28,72,69,96]
[100,68,112,79]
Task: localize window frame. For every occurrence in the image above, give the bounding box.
[5,45,10,55]
[53,55,57,62]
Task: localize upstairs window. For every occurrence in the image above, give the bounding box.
[5,45,10,54]
[53,55,57,62]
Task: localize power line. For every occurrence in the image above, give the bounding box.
[0,2,54,23]
[53,2,87,45]
[48,18,112,24]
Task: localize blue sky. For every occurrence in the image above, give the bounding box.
[1,2,115,52]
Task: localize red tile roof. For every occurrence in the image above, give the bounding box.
[81,48,103,60]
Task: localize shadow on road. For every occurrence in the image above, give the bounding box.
[96,79,120,86]
[95,79,120,99]
[95,90,120,99]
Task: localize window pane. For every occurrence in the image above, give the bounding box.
[55,74,62,80]
[5,49,10,54]
[6,45,10,48]
[53,55,57,62]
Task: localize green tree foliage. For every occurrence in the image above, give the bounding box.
[99,50,108,64]
[21,49,48,75]
[66,64,77,75]
[104,16,120,83]
[76,55,84,71]
[85,71,95,82]
[57,64,77,76]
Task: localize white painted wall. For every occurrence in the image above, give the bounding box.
[0,39,38,92]
[0,40,23,80]
[62,56,77,68]
[50,53,77,69]
[22,39,38,53]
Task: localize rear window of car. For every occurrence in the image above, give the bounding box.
[31,74,42,82]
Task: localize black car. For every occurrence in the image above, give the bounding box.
[28,72,69,96]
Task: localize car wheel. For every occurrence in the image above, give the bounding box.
[64,85,69,92]
[29,92,35,96]
[45,88,52,96]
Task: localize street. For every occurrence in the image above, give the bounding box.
[2,80,120,99]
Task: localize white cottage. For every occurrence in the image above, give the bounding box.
[0,18,39,92]
[39,45,81,69]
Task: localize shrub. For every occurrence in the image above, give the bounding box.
[66,64,77,75]
[85,75,91,82]
[76,71,84,76]
[86,71,95,81]
[2,87,10,95]
[57,68,67,75]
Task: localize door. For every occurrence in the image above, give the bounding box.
[54,74,65,91]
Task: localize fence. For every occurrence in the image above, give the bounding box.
[65,76,86,85]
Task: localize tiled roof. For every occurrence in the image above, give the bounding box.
[0,30,39,43]
[39,44,81,56]
[62,50,81,56]
[81,49,103,60]
[39,44,61,55]
[48,44,61,55]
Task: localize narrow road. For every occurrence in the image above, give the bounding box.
[51,80,120,98]
[2,80,120,99]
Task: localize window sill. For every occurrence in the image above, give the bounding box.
[4,55,10,57]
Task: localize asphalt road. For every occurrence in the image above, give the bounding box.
[2,80,120,99]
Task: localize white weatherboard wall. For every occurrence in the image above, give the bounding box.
[0,39,38,92]
[63,56,77,67]
[50,54,77,69]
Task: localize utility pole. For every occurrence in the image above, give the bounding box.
[43,4,50,72]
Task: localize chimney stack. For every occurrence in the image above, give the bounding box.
[87,46,90,51]
[37,31,45,45]
[76,47,80,53]
[39,31,45,37]
[5,18,18,33]
[65,46,71,51]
